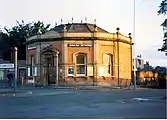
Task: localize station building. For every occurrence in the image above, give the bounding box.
[26,23,133,86]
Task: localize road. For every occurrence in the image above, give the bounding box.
[0,88,166,119]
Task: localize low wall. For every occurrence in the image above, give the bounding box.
[63,76,131,87]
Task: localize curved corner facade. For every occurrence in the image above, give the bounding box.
[26,23,133,87]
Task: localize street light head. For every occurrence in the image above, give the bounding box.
[116,27,120,31]
[128,33,132,38]
[14,47,18,51]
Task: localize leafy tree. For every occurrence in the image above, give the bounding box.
[158,0,167,15]
[0,32,11,60]
[158,0,167,54]
[2,20,51,60]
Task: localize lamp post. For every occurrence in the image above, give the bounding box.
[14,47,18,94]
[133,0,137,89]
[93,25,96,85]
[116,27,120,87]
[38,30,42,85]
[128,33,133,87]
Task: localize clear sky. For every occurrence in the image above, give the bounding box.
[0,0,166,67]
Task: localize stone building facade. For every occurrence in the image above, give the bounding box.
[26,23,133,87]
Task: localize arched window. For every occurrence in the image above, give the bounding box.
[76,53,87,76]
[103,54,113,76]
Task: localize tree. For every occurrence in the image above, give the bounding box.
[154,66,167,89]
[0,32,11,60]
[2,20,51,60]
[158,0,167,15]
[158,0,167,55]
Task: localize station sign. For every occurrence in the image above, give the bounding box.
[0,63,14,69]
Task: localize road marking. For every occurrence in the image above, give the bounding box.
[132,98,149,101]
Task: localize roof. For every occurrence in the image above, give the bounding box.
[52,23,109,33]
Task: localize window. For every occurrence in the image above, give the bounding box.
[76,54,87,76]
[30,55,35,76]
[68,66,74,76]
[103,54,113,76]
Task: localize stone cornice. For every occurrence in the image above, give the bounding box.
[26,37,131,45]
[26,32,131,45]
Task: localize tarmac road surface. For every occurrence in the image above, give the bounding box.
[0,88,166,119]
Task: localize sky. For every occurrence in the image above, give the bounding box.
[0,0,166,67]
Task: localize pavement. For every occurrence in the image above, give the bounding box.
[0,84,145,97]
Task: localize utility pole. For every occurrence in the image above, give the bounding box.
[133,0,137,89]
[14,47,18,94]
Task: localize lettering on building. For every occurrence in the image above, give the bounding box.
[0,64,14,69]
[67,44,93,47]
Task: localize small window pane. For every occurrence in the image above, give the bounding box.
[76,65,85,74]
[76,55,85,64]
[68,67,74,75]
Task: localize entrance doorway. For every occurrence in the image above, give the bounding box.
[45,55,53,85]
[41,47,59,85]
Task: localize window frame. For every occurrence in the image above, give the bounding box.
[75,53,87,77]
[103,53,114,76]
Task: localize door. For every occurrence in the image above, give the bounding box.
[46,55,54,85]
